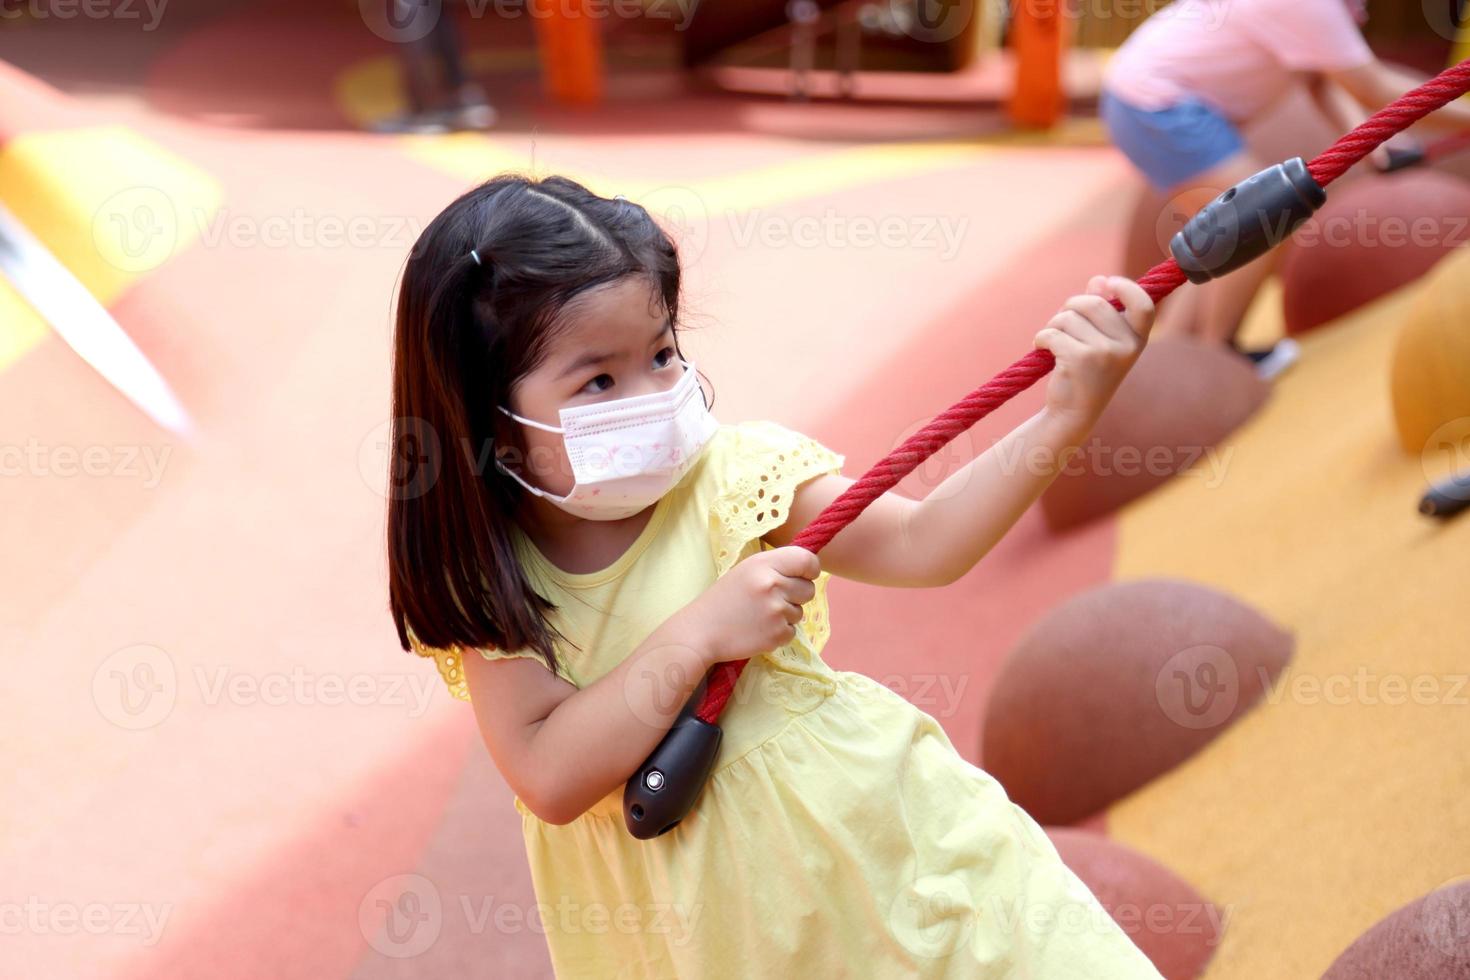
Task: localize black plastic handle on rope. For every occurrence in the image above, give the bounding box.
[1169,157,1327,283]
[623,673,723,840]
[1377,144,1429,173]
[1419,471,1470,519]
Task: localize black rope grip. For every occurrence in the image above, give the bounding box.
[1170,157,1327,284]
[623,674,723,840]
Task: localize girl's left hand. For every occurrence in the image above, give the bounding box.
[1033,274,1154,426]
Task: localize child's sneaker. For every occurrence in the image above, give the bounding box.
[1236,337,1301,381]
[367,86,497,135]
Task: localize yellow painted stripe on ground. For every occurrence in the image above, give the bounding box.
[337,49,585,127]
[1106,280,1470,979]
[336,46,1106,217]
[0,125,221,369]
[336,48,997,213]
[0,278,48,371]
[398,132,993,219]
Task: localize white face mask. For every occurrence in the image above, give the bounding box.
[494,357,719,521]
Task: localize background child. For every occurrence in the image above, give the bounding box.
[390,173,1164,976]
[368,0,497,134]
[1101,0,1470,376]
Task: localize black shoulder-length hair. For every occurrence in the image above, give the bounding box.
[386,172,711,677]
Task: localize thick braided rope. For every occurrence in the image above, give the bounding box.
[1308,60,1470,185]
[693,59,1470,726]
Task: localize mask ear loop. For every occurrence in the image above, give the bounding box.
[683,357,712,413]
[492,401,574,503]
[497,404,565,433]
[490,432,571,503]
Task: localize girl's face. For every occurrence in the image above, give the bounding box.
[497,276,681,509]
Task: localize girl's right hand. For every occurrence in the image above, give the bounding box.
[1033,274,1153,429]
[687,546,821,666]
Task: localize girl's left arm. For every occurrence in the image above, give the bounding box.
[762,276,1155,588]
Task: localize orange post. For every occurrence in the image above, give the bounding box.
[532,0,605,106]
[1008,0,1066,129]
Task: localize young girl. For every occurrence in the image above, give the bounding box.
[1102,0,1470,372]
[388,173,1164,977]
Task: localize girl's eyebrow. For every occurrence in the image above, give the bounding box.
[556,320,672,380]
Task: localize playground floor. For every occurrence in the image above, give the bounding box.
[3,3,1467,977]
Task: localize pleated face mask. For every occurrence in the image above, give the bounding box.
[494,357,719,521]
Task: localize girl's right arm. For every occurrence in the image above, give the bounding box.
[1326,60,1470,131]
[463,545,821,824]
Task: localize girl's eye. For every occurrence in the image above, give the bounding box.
[583,374,613,394]
[580,348,676,395]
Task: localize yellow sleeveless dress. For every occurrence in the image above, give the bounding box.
[412,420,1163,979]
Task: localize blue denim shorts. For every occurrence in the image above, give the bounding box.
[1100,89,1245,192]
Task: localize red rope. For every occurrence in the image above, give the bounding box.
[1309,60,1470,185]
[693,59,1470,726]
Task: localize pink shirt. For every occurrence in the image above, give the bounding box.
[1103,0,1375,121]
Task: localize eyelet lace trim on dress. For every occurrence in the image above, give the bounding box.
[406,629,472,702]
[409,628,555,703]
[708,432,845,669]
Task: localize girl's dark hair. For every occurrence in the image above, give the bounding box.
[386,173,705,676]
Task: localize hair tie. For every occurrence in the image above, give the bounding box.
[469,248,483,267]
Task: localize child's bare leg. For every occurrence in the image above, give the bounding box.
[1194,236,1283,346]
[1153,283,1202,338]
